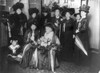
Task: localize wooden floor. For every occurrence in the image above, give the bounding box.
[0,46,100,73]
[2,61,90,73]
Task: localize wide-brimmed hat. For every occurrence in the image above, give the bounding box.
[62,8,71,16]
[28,19,38,29]
[29,8,39,16]
[13,2,24,11]
[79,4,90,13]
[42,6,50,13]
[45,22,55,32]
[69,8,75,15]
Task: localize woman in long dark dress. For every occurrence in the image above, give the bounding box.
[74,13,82,64]
[74,5,90,64]
[20,23,39,68]
[9,2,27,37]
[37,23,60,73]
[61,9,75,61]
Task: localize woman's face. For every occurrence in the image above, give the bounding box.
[16,8,22,14]
[55,9,60,16]
[43,12,48,16]
[81,11,86,18]
[31,24,37,30]
[45,26,52,33]
[76,14,81,20]
[65,12,71,18]
[12,40,17,46]
[32,13,36,18]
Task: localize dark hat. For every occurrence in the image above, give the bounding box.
[11,36,20,41]
[28,19,38,28]
[30,22,37,27]
[79,4,90,13]
[29,8,39,16]
[42,6,50,13]
[45,22,55,31]
[69,8,75,15]
[52,6,62,12]
[13,2,24,11]
[52,2,60,11]
[62,8,71,16]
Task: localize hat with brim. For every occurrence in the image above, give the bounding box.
[45,22,55,32]
[13,2,24,11]
[29,8,39,16]
[11,35,20,41]
[62,8,71,16]
[79,4,90,13]
[42,6,50,13]
[69,8,75,15]
[28,19,38,28]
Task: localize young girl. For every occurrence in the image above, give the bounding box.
[37,22,60,73]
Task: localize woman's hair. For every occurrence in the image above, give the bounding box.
[28,8,39,16]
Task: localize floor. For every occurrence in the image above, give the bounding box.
[1,60,90,73]
[0,46,100,73]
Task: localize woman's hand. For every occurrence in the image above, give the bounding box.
[34,41,37,45]
[76,29,79,33]
[52,47,57,50]
[73,35,75,38]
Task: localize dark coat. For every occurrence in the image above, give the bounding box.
[9,13,27,36]
[74,18,89,64]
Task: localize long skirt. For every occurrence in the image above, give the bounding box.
[62,31,74,61]
[20,43,37,68]
[74,32,89,64]
[38,47,59,71]
[29,48,38,68]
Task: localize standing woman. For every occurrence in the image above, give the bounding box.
[28,8,39,30]
[10,2,27,37]
[74,5,90,64]
[51,8,63,39]
[62,9,75,61]
[73,13,82,64]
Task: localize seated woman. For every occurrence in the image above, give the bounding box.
[8,36,20,59]
[37,22,60,73]
[20,23,39,68]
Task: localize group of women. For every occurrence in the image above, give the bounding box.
[8,2,90,73]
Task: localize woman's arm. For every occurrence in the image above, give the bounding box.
[79,18,88,32]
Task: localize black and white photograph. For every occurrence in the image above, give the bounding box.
[0,0,100,73]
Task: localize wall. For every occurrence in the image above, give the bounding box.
[29,0,41,14]
[88,0,99,49]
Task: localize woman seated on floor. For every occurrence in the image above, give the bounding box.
[8,36,20,59]
[20,23,40,68]
[37,22,60,73]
